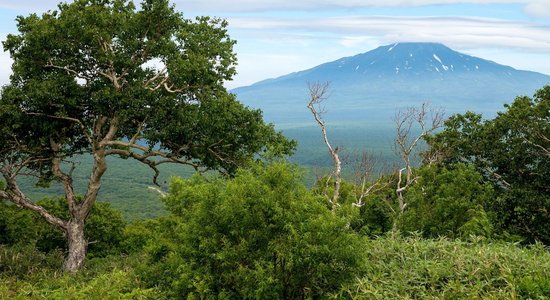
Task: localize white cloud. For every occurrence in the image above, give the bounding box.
[175,0,548,15]
[229,16,550,51]
[1,0,548,19]
[524,0,550,18]
[338,36,378,47]
[0,51,12,86]
[0,0,548,19]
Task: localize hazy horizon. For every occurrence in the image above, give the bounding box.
[0,0,549,89]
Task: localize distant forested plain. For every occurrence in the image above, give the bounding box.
[19,122,398,220]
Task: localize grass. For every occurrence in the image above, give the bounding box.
[1,235,548,299]
[0,245,159,299]
[339,234,550,299]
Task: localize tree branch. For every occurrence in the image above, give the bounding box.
[394,103,444,216]
[104,144,202,184]
[45,60,91,81]
[49,139,78,214]
[0,171,66,230]
[26,112,93,145]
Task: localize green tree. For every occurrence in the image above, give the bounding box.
[143,163,365,299]
[398,164,494,238]
[0,0,293,272]
[426,86,550,243]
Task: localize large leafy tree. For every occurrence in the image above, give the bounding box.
[426,86,550,243]
[0,0,293,272]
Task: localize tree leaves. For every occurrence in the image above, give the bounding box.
[427,85,550,243]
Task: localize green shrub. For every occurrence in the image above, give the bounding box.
[121,219,165,254]
[143,162,365,298]
[355,180,397,236]
[490,188,550,244]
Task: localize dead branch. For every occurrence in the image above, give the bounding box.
[347,151,391,207]
[307,82,341,210]
[394,103,444,214]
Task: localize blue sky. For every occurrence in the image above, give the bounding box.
[0,0,549,88]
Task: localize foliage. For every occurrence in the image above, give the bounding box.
[0,201,41,245]
[517,275,550,299]
[142,162,365,299]
[0,198,126,258]
[398,164,494,238]
[0,244,64,277]
[337,235,550,299]
[120,218,164,254]
[354,182,396,236]
[426,85,550,244]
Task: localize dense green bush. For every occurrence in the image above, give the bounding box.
[143,162,365,298]
[311,174,397,237]
[489,188,550,244]
[398,164,494,238]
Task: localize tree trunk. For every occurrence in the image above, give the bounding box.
[64,220,87,273]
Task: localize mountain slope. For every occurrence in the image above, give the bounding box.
[233,43,550,124]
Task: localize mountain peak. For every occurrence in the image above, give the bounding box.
[380,42,449,51]
[325,42,508,78]
[233,42,550,124]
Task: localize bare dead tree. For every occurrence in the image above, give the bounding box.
[307,82,341,210]
[345,151,391,208]
[394,103,445,214]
